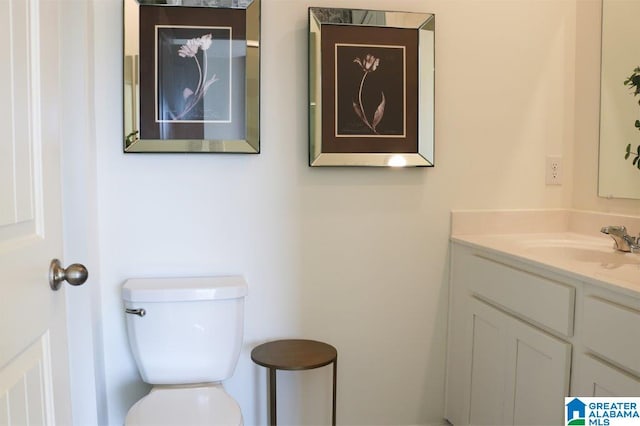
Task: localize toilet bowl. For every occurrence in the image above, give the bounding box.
[122,276,248,426]
[125,385,242,426]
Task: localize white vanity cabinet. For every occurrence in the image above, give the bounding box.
[445,239,640,425]
[445,243,574,425]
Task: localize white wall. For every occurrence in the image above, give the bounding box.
[84,0,579,425]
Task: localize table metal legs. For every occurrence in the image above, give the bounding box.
[331,358,337,426]
[266,360,337,426]
[269,368,277,426]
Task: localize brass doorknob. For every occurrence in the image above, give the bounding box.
[49,259,89,291]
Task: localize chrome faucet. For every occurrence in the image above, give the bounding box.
[600,225,640,253]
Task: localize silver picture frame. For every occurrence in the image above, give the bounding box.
[123,0,260,153]
[309,7,434,167]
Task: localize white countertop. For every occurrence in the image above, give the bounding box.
[452,231,640,298]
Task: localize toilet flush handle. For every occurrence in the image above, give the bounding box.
[125,308,146,317]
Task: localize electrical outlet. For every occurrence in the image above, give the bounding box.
[546,156,562,185]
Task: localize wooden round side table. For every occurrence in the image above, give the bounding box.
[251,339,337,426]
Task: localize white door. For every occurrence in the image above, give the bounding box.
[0,0,83,424]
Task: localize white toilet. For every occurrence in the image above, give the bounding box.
[122,276,248,426]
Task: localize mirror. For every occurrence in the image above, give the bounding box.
[598,0,640,198]
[308,8,434,167]
[123,0,260,153]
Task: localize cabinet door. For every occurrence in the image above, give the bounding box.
[468,299,572,425]
[572,354,640,397]
[467,299,508,425]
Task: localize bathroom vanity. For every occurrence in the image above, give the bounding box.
[444,211,640,425]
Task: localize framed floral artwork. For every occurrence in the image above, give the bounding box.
[309,7,434,167]
[123,0,260,153]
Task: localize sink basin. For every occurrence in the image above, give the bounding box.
[594,264,640,285]
[524,245,639,265]
[520,238,640,266]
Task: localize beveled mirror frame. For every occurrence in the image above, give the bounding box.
[123,0,260,153]
[309,7,435,167]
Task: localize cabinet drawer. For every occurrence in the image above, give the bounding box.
[583,296,640,374]
[463,253,575,336]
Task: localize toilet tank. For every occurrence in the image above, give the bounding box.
[122,276,247,385]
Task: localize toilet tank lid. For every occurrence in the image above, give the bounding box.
[122,276,248,302]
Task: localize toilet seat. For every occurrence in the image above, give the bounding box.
[125,385,243,426]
